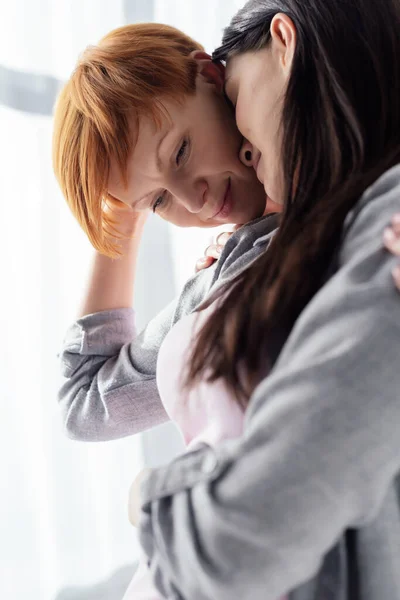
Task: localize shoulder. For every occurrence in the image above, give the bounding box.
[340,163,400,262]
[282,164,400,358]
[218,213,279,277]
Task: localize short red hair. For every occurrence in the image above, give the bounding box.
[52,23,203,257]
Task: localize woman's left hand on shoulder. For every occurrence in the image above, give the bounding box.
[383,212,400,291]
[195,228,239,272]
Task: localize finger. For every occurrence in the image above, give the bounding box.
[390,213,400,234]
[195,255,215,272]
[205,244,224,259]
[393,264,400,291]
[216,231,234,246]
[383,227,400,255]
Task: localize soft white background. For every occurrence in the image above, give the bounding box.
[0,1,245,599]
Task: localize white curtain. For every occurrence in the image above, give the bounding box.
[0,1,245,599]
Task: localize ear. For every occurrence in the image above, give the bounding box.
[190,50,225,92]
[270,13,296,75]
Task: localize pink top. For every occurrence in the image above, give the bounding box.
[156,299,246,450]
[123,299,287,600]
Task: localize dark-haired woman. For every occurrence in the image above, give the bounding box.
[132,2,400,599]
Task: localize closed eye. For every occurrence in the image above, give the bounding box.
[176,139,189,166]
[153,138,190,212]
[152,191,167,213]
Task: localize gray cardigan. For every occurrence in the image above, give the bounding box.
[137,165,400,600]
[58,214,279,441]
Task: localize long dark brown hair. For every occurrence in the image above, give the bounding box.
[185,0,400,406]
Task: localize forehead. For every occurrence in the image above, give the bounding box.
[107,97,192,204]
[107,114,157,195]
[224,53,247,98]
[225,51,271,111]
[108,117,167,205]
[125,96,193,159]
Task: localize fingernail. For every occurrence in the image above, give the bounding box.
[383,227,395,244]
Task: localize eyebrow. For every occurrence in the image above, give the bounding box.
[156,127,172,172]
[131,127,173,208]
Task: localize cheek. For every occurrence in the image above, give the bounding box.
[160,204,202,228]
[196,128,242,175]
[235,100,250,141]
[201,96,243,161]
[235,93,262,157]
[257,89,283,148]
[209,110,242,160]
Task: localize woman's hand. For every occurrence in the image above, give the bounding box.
[195,228,240,272]
[383,213,400,291]
[104,195,148,242]
[194,196,283,272]
[128,468,151,527]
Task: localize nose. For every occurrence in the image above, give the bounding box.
[239,138,259,169]
[170,178,207,213]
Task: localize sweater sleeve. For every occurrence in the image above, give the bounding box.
[58,266,217,442]
[137,166,400,600]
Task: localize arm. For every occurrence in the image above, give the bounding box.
[59,209,171,441]
[58,214,280,443]
[78,233,142,317]
[59,265,218,442]
[59,204,217,441]
[78,208,147,316]
[137,166,400,599]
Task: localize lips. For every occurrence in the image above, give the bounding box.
[210,179,233,221]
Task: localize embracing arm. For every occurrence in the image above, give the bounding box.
[58,273,220,442]
[137,166,400,600]
[58,216,219,442]
[58,213,280,442]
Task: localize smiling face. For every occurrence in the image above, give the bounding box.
[224,14,297,206]
[108,69,266,228]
